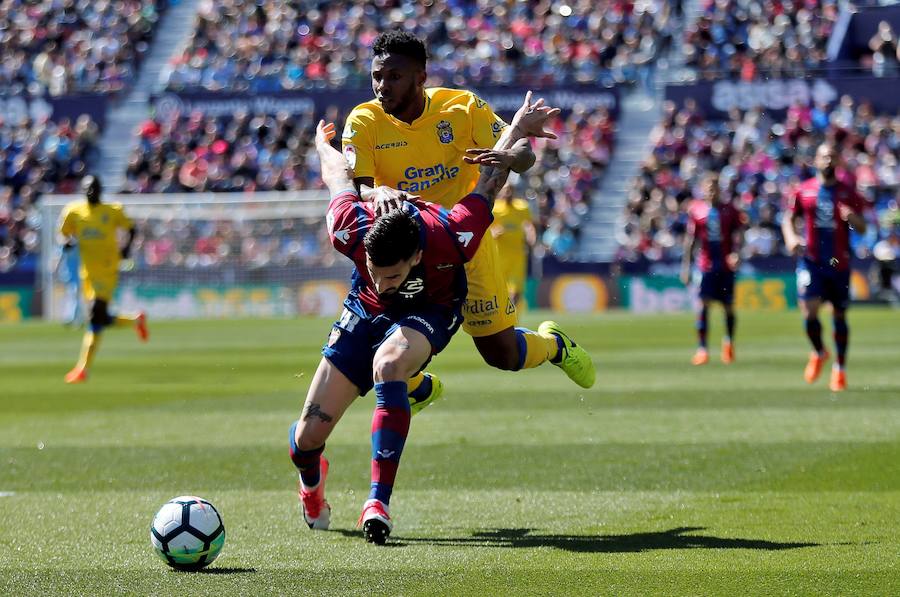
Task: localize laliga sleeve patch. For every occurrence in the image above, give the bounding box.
[344,145,357,169]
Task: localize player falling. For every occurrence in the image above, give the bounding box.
[782,143,868,391]
[680,173,746,365]
[289,95,572,544]
[58,175,148,383]
[342,30,595,408]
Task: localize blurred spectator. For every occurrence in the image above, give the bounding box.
[122,109,333,194]
[125,102,616,259]
[0,0,167,96]
[166,0,673,92]
[618,97,900,264]
[683,0,838,80]
[867,20,900,77]
[0,114,100,272]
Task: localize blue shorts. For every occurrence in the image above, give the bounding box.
[796,259,850,310]
[698,270,735,305]
[321,296,462,395]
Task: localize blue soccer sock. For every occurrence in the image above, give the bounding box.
[696,306,708,349]
[288,420,324,488]
[805,317,824,354]
[369,381,410,506]
[833,315,849,369]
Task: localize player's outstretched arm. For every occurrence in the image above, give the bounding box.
[315,121,355,197]
[471,91,560,207]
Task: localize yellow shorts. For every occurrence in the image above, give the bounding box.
[81,270,118,303]
[499,255,527,296]
[462,232,518,337]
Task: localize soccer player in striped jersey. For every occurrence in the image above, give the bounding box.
[289,94,564,544]
[782,143,868,391]
[341,30,595,412]
[681,173,747,365]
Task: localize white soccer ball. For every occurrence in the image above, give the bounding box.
[150,496,225,570]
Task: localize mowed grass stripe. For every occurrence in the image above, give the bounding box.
[3,440,899,492]
[4,406,900,447]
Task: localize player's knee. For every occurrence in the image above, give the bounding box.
[479,344,520,371]
[89,301,112,331]
[373,357,403,383]
[295,421,327,452]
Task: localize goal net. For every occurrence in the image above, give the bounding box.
[39,192,354,321]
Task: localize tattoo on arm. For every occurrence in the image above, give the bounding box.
[303,403,333,423]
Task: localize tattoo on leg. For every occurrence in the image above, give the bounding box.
[303,403,333,423]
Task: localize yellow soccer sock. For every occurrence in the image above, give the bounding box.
[76,331,101,371]
[516,328,561,370]
[407,371,426,395]
[114,314,139,326]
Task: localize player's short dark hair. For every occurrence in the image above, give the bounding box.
[372,30,427,68]
[364,209,421,267]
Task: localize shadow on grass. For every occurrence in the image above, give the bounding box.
[195,567,257,574]
[335,527,821,553]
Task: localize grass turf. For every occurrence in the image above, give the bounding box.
[1,308,899,595]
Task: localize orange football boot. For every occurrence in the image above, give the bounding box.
[803,350,830,384]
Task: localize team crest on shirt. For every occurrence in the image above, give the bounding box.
[491,121,505,138]
[436,120,454,144]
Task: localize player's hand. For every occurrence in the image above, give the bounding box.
[510,90,561,140]
[787,239,806,257]
[726,252,740,271]
[679,268,691,286]
[316,120,336,147]
[463,147,519,168]
[371,185,419,217]
[837,203,853,222]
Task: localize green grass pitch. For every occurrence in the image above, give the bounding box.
[1,308,899,595]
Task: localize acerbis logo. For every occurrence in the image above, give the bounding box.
[375,141,409,150]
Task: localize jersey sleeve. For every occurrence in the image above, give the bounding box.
[446,193,494,262]
[787,185,804,216]
[326,190,372,258]
[58,205,75,237]
[341,108,376,180]
[468,94,508,148]
[113,204,133,229]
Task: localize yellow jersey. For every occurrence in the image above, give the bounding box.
[59,200,132,273]
[491,198,533,258]
[342,87,507,209]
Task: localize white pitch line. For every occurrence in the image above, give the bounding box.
[0,492,16,497]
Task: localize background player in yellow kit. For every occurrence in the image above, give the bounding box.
[58,175,148,383]
[491,185,537,308]
[342,30,594,397]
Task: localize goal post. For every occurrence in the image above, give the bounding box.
[39,191,354,321]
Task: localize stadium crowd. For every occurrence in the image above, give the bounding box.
[617,96,900,265]
[0,0,168,96]
[165,0,674,92]
[130,215,337,271]
[122,102,615,259]
[0,114,100,273]
[683,0,839,80]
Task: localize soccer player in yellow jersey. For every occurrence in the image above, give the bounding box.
[58,175,148,383]
[491,186,537,308]
[343,30,595,397]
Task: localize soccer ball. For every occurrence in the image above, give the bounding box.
[150,496,225,570]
